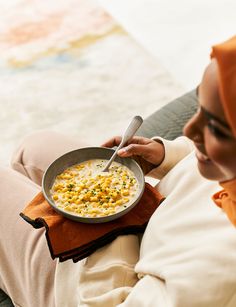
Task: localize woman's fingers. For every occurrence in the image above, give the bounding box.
[102,136,165,169]
[119,141,165,166]
[118,144,148,157]
[127,136,151,145]
[101,136,122,148]
[102,136,150,148]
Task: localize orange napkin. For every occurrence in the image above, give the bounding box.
[20,183,164,262]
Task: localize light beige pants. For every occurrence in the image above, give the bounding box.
[0,131,88,307]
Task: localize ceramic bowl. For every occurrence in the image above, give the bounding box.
[42,147,145,223]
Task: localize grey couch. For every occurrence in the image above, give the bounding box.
[0,89,198,307]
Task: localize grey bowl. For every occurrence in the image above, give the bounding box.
[42,147,145,223]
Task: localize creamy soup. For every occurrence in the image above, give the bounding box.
[50,159,139,218]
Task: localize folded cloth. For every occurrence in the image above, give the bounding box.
[20,183,164,262]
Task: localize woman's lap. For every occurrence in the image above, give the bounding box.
[0,131,88,306]
[11,130,88,185]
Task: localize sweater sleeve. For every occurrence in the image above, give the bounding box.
[117,275,172,307]
[147,136,195,180]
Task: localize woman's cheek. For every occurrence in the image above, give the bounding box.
[204,132,226,164]
[205,139,236,179]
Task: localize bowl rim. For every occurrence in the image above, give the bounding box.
[42,146,145,223]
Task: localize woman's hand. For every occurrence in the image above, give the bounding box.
[101,136,165,175]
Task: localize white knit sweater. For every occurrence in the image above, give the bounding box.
[54,137,236,307]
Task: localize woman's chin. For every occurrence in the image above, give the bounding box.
[196,152,220,181]
[195,150,211,164]
[197,158,222,181]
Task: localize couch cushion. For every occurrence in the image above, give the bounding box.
[136,89,198,140]
[0,290,13,307]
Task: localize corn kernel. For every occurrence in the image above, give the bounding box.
[51,159,138,218]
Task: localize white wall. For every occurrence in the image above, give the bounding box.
[99,0,236,90]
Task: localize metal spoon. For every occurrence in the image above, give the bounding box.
[102,115,143,172]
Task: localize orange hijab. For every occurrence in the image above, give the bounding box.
[211,36,236,226]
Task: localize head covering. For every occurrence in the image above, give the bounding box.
[211,36,236,226]
[213,180,236,226]
[211,35,236,136]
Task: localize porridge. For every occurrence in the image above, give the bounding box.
[50,159,139,218]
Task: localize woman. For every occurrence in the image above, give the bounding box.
[0,36,236,306]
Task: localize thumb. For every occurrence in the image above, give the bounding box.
[118,144,147,158]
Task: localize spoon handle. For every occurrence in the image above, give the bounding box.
[103,116,143,172]
[120,115,143,147]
